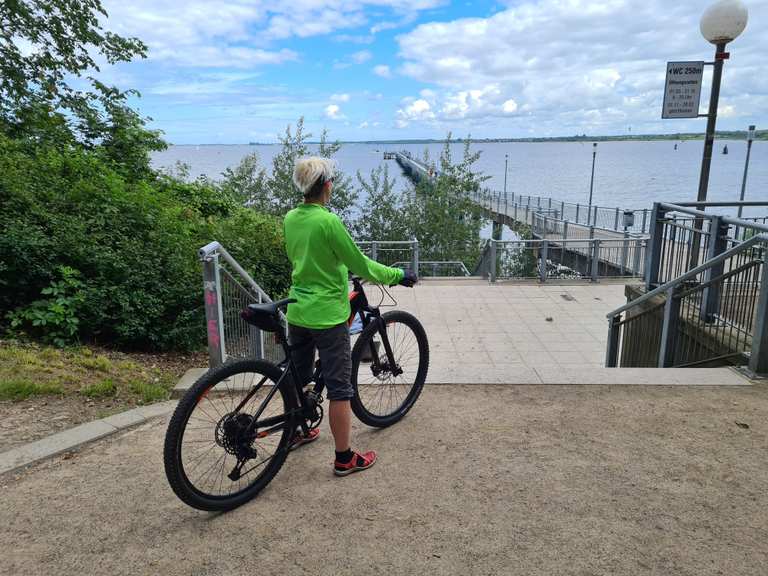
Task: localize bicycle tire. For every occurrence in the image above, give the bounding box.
[163,359,295,511]
[351,310,429,427]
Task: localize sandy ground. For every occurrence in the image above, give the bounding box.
[2,383,768,576]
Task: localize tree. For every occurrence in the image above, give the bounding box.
[0,0,164,167]
[401,136,488,269]
[219,117,358,227]
[352,164,408,242]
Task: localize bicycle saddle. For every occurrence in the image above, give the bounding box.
[241,298,296,332]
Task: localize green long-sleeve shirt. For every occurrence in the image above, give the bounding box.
[283,203,404,329]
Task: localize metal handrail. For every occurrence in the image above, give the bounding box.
[607,233,768,318]
[199,241,272,302]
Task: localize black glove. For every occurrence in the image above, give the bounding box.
[399,269,418,287]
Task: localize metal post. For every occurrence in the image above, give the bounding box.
[548,198,552,210]
[489,239,497,283]
[620,229,629,276]
[563,220,569,241]
[576,203,581,225]
[411,239,419,274]
[749,251,768,375]
[539,240,548,283]
[658,288,681,368]
[701,215,728,321]
[588,142,597,213]
[503,154,508,209]
[632,239,643,277]
[697,42,727,207]
[645,203,666,290]
[605,316,621,367]
[589,225,595,240]
[591,239,600,282]
[641,209,648,234]
[592,205,598,227]
[614,207,620,230]
[202,254,225,368]
[561,201,565,221]
[371,241,378,261]
[738,125,756,218]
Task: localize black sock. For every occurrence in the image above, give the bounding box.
[335,449,353,464]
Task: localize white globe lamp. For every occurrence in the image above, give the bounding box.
[700,0,748,44]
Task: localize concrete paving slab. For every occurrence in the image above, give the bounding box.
[172,367,207,398]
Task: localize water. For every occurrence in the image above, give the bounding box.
[152,140,767,211]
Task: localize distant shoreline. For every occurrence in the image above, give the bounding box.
[169,130,766,146]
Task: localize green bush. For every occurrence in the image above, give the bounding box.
[82,378,117,398]
[0,134,291,350]
[7,266,85,347]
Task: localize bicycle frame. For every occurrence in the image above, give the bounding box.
[236,278,399,444]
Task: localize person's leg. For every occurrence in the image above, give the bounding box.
[287,324,321,448]
[328,399,352,451]
[314,324,376,475]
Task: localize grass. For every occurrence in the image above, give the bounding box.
[0,341,184,406]
[129,380,170,404]
[82,378,117,398]
[0,379,65,401]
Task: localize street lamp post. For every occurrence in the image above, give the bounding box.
[738,124,756,218]
[696,0,749,205]
[588,142,597,225]
[503,153,508,207]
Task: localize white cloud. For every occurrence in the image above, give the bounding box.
[331,93,351,102]
[359,121,369,128]
[502,99,518,114]
[325,104,343,119]
[373,65,392,78]
[396,98,435,127]
[352,50,373,64]
[101,0,444,68]
[394,0,768,133]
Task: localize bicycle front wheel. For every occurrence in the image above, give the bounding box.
[351,310,429,428]
[163,359,295,511]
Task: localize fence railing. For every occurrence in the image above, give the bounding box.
[391,260,471,277]
[200,241,285,369]
[607,232,768,376]
[473,190,650,235]
[485,238,647,283]
[645,201,768,291]
[357,240,419,271]
[201,239,423,368]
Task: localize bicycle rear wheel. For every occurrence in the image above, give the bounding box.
[351,310,429,428]
[163,359,295,511]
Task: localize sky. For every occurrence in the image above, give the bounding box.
[95,0,768,144]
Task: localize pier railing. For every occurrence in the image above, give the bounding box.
[475,190,650,236]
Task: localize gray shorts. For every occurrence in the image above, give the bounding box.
[287,322,353,401]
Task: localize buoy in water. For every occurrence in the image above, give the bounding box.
[674,143,678,150]
[723,145,729,155]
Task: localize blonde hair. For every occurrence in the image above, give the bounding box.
[293,157,335,198]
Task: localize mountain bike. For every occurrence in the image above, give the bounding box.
[163,277,429,511]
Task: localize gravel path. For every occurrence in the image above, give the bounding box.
[2,384,767,576]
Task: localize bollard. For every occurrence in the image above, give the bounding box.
[371,241,378,261]
[411,239,420,274]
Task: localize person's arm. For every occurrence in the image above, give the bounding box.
[327,215,405,285]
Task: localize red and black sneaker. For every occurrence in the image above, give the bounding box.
[333,450,377,476]
[289,428,320,451]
